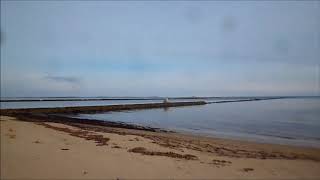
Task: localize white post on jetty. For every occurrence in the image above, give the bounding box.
[163,98,169,103]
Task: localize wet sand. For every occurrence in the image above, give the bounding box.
[1,115,320,179]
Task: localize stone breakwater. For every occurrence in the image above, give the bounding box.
[0,101,207,115]
[0,101,207,133]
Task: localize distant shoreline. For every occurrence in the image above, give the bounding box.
[0,96,294,102]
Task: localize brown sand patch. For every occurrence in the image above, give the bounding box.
[33,140,42,144]
[128,147,198,160]
[66,123,320,161]
[210,159,232,167]
[9,134,16,139]
[242,168,254,172]
[5,133,16,139]
[142,135,318,161]
[37,122,110,146]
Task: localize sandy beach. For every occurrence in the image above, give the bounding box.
[2,0,320,179]
[1,115,320,179]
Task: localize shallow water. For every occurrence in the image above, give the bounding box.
[74,98,320,148]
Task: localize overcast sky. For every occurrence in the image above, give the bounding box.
[1,1,319,97]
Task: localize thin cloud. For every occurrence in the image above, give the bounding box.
[45,75,81,84]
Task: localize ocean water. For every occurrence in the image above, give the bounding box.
[2,97,320,148]
[74,98,320,148]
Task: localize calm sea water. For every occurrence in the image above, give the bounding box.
[2,97,320,148]
[74,98,320,148]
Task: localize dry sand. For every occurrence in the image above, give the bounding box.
[1,115,320,179]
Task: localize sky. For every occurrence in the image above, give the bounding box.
[1,1,319,97]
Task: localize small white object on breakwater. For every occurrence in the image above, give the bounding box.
[163,98,169,103]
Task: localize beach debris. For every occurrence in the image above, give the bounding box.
[210,159,232,167]
[33,140,41,144]
[5,133,16,139]
[9,134,16,139]
[61,148,69,150]
[128,147,198,160]
[112,145,121,149]
[38,123,110,146]
[242,168,254,172]
[53,120,315,161]
[83,134,109,146]
[148,136,311,160]
[83,171,88,175]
